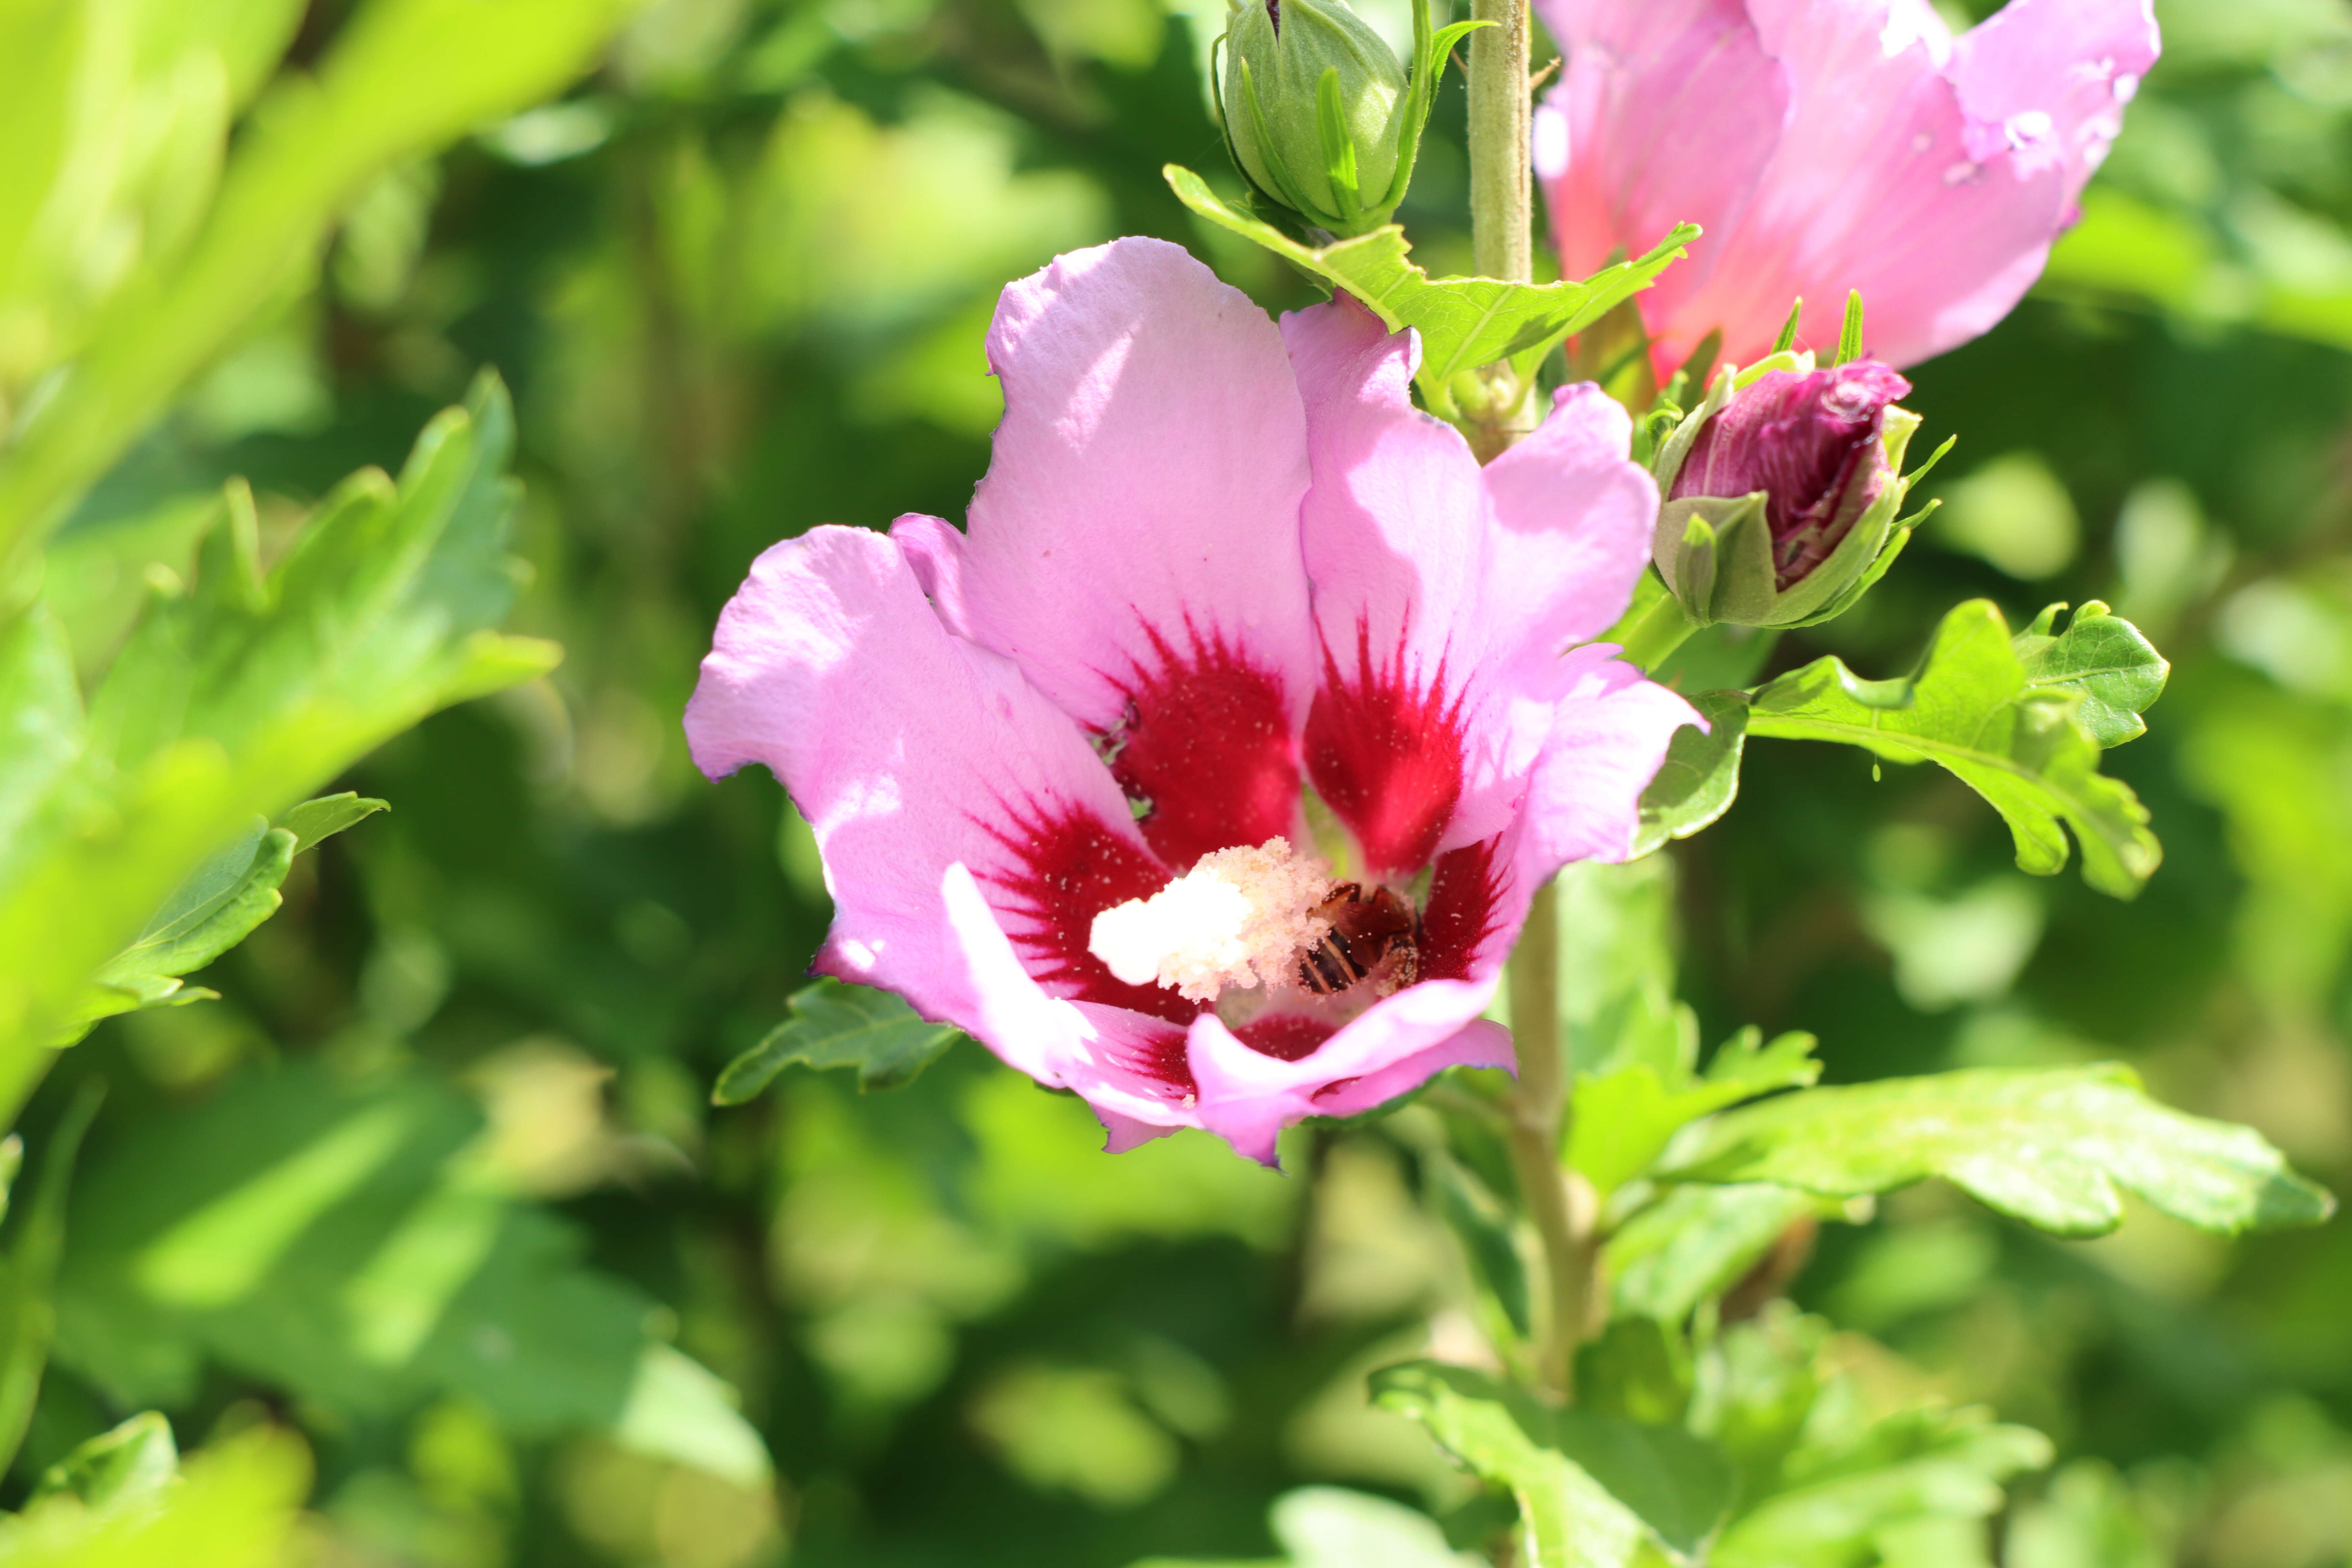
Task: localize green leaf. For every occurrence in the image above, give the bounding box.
[1165,164,1695,405]
[1746,598,2162,897]
[31,1412,178,1515]
[0,377,559,1067]
[0,1082,102,1477]
[1608,1184,1834,1324]
[62,798,381,1040]
[1714,1413,2052,1568]
[1423,1150,1531,1341]
[2012,600,2169,746]
[0,0,641,561]
[72,828,295,1035]
[1630,691,1748,858]
[1270,1487,1485,1568]
[1371,1361,1734,1568]
[1662,1064,2336,1236]
[1566,1030,1819,1196]
[277,792,388,853]
[612,1343,773,1487]
[713,977,961,1102]
[51,1062,773,1479]
[0,1424,311,1568]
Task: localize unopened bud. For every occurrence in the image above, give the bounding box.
[1221,0,1414,236]
[1650,356,1925,628]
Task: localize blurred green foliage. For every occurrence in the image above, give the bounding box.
[0,0,2346,1564]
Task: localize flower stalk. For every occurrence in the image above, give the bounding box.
[1464,0,1539,458]
[1467,0,1592,1401]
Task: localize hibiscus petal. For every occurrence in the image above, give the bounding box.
[1186,981,1513,1165]
[1514,645,1702,878]
[1542,0,2159,373]
[683,525,1201,1073]
[957,236,1320,868]
[1281,296,1481,875]
[1479,383,1661,650]
[1535,0,1793,353]
[1283,301,1669,865]
[1948,0,2159,201]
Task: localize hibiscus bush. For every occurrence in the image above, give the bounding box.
[3,0,2350,1565]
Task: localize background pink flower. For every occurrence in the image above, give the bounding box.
[685,238,1693,1163]
[1534,0,2161,374]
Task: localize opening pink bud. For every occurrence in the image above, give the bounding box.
[1668,362,1912,589]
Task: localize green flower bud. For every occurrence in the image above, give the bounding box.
[1220,0,1426,236]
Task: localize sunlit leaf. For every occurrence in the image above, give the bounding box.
[52,1062,772,1481]
[1271,1487,1484,1568]
[1746,598,2162,896]
[276,792,386,854]
[1631,690,1747,858]
[0,1084,101,1477]
[1714,1414,2052,1568]
[2013,600,2169,746]
[1607,1184,1834,1324]
[1662,1064,2335,1235]
[0,377,558,1064]
[713,977,961,1102]
[1371,1360,1734,1568]
[1566,1030,1818,1197]
[30,1412,178,1516]
[0,1424,310,1568]
[0,0,641,559]
[1165,164,1694,406]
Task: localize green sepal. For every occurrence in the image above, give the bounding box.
[1648,370,1927,631]
[1832,289,1864,365]
[1315,66,1361,216]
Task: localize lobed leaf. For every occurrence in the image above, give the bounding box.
[1165,164,1694,406]
[2012,600,2170,746]
[1746,598,2162,896]
[1714,1416,2052,1568]
[1371,1360,1734,1568]
[1630,690,1748,858]
[0,377,557,1067]
[713,977,962,1102]
[1566,1030,1819,1197]
[1608,1184,1836,1324]
[1662,1064,2335,1236]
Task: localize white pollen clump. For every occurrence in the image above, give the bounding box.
[1088,838,1333,1003]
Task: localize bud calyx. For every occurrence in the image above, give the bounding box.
[1649,353,1934,629]
[1220,0,1478,237]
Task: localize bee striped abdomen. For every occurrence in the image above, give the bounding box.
[1300,931,1369,995]
[1295,882,1419,998]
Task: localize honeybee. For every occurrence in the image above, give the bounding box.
[1298,882,1421,997]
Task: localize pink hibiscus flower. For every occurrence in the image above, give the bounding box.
[1534,0,2160,375]
[685,238,1693,1164]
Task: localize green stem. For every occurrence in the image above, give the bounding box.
[1467,0,1532,284]
[1501,879,1591,1400]
[1615,583,1698,673]
[1468,0,1592,1402]
[1464,0,1537,458]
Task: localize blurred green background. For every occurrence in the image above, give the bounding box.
[16,0,2352,1563]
